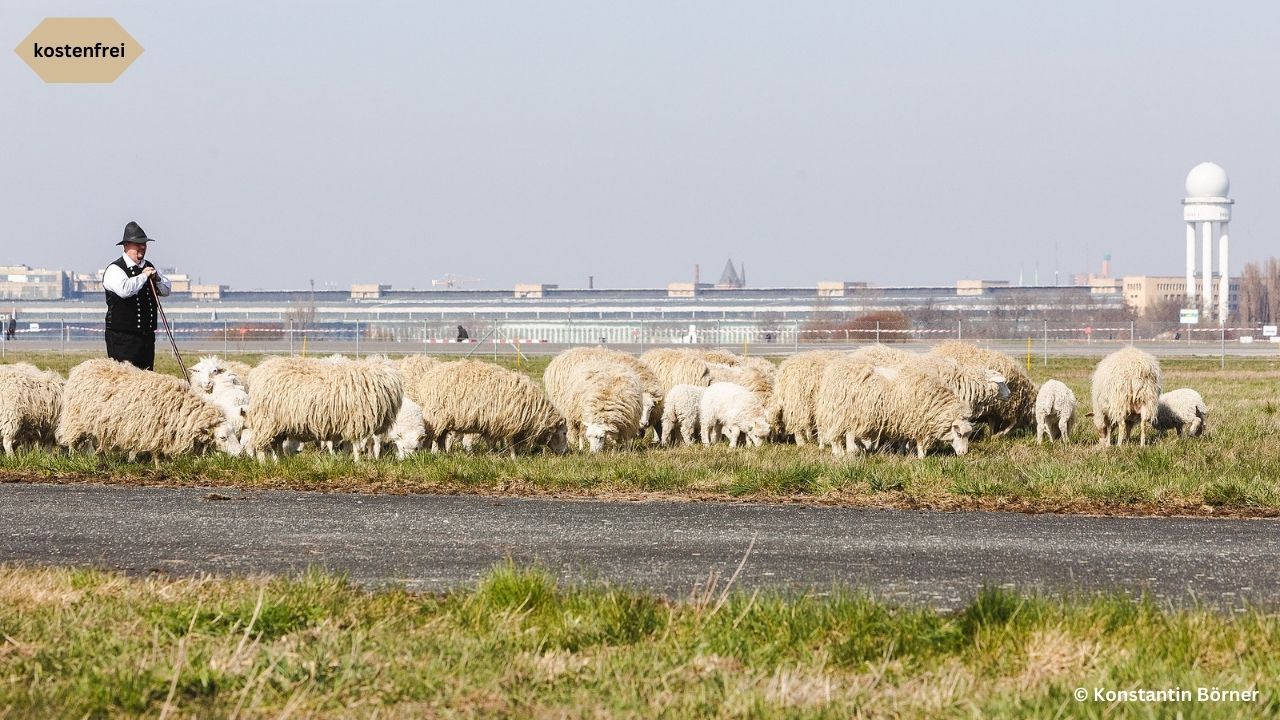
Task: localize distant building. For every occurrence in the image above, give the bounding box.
[956,280,1010,296]
[1123,275,1239,317]
[0,265,69,300]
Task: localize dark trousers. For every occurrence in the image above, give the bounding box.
[105,329,156,371]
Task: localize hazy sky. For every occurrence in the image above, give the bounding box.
[4,1,1278,291]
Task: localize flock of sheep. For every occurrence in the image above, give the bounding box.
[0,342,1209,462]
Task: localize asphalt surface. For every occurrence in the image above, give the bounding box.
[4,483,1280,609]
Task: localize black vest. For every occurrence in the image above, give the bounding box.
[104,257,158,334]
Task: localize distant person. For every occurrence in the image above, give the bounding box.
[456,325,469,341]
[4,315,14,341]
[103,221,171,370]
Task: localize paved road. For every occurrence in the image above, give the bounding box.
[3,483,1278,610]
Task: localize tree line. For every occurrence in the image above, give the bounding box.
[1238,258,1280,325]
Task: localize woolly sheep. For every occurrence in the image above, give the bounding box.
[699,382,771,448]
[558,362,645,452]
[816,355,974,458]
[769,351,843,446]
[246,355,402,462]
[708,362,773,400]
[1152,388,1208,437]
[896,354,1009,424]
[413,360,567,456]
[660,384,706,446]
[544,347,660,437]
[1090,347,1162,446]
[0,363,63,455]
[639,348,713,395]
[354,394,427,459]
[929,341,1035,435]
[1034,379,1077,443]
[56,358,240,459]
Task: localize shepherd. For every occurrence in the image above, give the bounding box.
[103,221,171,370]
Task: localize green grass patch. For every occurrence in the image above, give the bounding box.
[0,562,1276,717]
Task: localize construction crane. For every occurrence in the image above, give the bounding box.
[431,273,481,289]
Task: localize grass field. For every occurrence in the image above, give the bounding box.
[0,562,1275,718]
[2,350,1279,516]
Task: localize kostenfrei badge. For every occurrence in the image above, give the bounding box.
[15,18,143,83]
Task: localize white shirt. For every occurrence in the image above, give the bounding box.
[102,253,171,298]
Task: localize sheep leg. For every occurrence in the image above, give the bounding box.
[1036,420,1045,444]
[1139,414,1148,446]
[2,434,12,456]
[1057,417,1070,443]
[726,428,740,448]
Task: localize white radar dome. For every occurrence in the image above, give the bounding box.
[1185,162,1230,198]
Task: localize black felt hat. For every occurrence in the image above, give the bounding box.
[118,221,155,245]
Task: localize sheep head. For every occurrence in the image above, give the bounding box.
[947,418,975,456]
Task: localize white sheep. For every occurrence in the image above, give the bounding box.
[1090,347,1162,446]
[699,382,771,448]
[189,356,251,454]
[412,360,567,456]
[544,348,656,441]
[1034,379,1077,443]
[928,342,1036,435]
[558,362,645,452]
[660,384,706,446]
[353,394,427,459]
[0,363,63,455]
[56,359,240,459]
[816,355,974,458]
[246,356,402,462]
[1152,388,1208,437]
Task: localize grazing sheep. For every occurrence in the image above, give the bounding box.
[413,360,567,456]
[699,382,771,448]
[770,351,844,446]
[1035,379,1077,443]
[0,363,63,455]
[896,355,1008,424]
[189,356,251,450]
[928,341,1035,435]
[246,356,402,462]
[545,347,662,438]
[639,348,713,395]
[708,362,773,400]
[698,349,743,366]
[1152,388,1208,437]
[560,363,645,452]
[1090,347,1162,446]
[355,394,427,459]
[817,355,974,458]
[660,384,706,446]
[56,358,240,459]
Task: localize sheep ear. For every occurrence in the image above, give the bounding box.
[239,407,247,417]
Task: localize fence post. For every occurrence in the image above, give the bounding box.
[61,320,66,355]
[423,320,427,353]
[289,319,294,356]
[875,321,880,344]
[355,319,360,359]
[1130,321,1134,345]
[1043,320,1048,367]
[793,324,799,352]
[224,320,228,358]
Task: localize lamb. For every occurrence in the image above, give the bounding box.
[56,358,240,459]
[769,351,844,445]
[354,394,426,459]
[1090,347,1162,446]
[928,341,1035,435]
[1034,379,1077,443]
[412,360,567,456]
[246,355,402,462]
[699,382,771,448]
[559,362,645,452]
[1152,388,1208,437]
[816,355,974,458]
[660,384,706,446]
[189,356,251,451]
[639,348,713,395]
[0,363,63,455]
